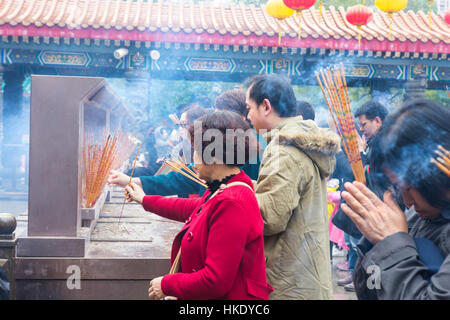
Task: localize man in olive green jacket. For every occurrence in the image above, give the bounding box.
[245,75,340,300]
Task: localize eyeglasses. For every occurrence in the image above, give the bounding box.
[358,121,368,130]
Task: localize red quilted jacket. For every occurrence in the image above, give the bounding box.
[142,170,273,300]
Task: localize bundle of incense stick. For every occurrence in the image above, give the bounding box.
[316,64,366,184]
[164,157,207,188]
[431,145,450,178]
[83,130,118,208]
[83,129,136,208]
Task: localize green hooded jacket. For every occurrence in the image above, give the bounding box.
[255,116,341,300]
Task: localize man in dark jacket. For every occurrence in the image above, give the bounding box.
[354,100,388,163]
[331,100,388,292]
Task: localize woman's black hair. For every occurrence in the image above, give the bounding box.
[182,103,210,124]
[369,98,450,208]
[187,111,257,167]
[214,90,247,118]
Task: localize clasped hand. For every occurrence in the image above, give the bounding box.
[341,181,408,245]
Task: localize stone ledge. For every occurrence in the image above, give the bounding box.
[17,237,85,257]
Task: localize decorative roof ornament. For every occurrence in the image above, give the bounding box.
[265,0,295,46]
[0,0,447,49]
[283,0,316,39]
[375,0,408,40]
[345,4,373,50]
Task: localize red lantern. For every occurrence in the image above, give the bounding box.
[283,0,316,10]
[445,9,450,25]
[283,0,317,39]
[346,4,373,49]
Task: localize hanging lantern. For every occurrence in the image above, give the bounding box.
[346,4,373,50]
[375,0,408,40]
[444,8,450,25]
[283,1,316,39]
[266,0,295,45]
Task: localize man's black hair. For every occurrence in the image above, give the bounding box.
[355,100,388,122]
[296,100,315,121]
[244,74,297,117]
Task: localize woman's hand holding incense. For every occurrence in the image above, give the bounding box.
[107,170,130,187]
[340,181,408,245]
[125,182,145,204]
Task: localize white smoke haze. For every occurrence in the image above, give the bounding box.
[1,45,448,203]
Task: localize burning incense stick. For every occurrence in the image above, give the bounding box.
[432,145,450,177]
[164,162,208,188]
[316,64,366,184]
[169,113,180,124]
[171,157,199,178]
[163,158,207,188]
[118,143,141,226]
[169,158,203,183]
[432,158,450,177]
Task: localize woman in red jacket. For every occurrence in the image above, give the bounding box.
[125,110,273,300]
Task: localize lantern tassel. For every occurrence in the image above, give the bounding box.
[388,13,392,41]
[277,18,282,46]
[319,1,323,24]
[298,11,302,40]
[358,26,361,50]
[429,8,432,29]
[428,0,434,29]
